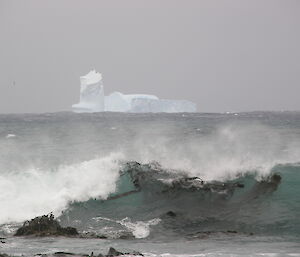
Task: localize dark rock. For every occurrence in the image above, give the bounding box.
[53,252,78,257]
[105,247,144,257]
[54,252,75,255]
[226,230,238,233]
[14,214,78,237]
[165,211,176,217]
[96,235,108,239]
[60,226,78,236]
[130,251,144,256]
[0,254,9,257]
[80,231,133,240]
[118,233,135,240]
[106,247,123,256]
[235,182,244,188]
[270,174,281,184]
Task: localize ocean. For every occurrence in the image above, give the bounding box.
[0,111,299,256]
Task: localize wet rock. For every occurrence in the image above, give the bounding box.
[117,232,135,240]
[106,248,123,257]
[96,235,108,239]
[54,252,75,255]
[129,251,144,256]
[14,214,78,237]
[79,231,132,240]
[106,247,143,257]
[165,211,176,217]
[53,252,77,257]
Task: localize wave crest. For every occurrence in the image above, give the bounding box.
[0,152,123,225]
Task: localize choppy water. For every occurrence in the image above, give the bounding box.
[0,112,300,256]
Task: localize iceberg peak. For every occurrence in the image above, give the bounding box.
[72,70,105,113]
[80,69,102,87]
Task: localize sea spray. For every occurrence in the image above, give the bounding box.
[130,123,300,181]
[0,152,123,225]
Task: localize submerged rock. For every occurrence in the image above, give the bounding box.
[14,214,78,237]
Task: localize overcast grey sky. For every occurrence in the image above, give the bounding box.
[0,0,299,113]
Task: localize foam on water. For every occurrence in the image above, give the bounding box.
[6,134,16,139]
[0,153,123,225]
[92,216,161,239]
[118,217,161,239]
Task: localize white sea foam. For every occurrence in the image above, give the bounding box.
[6,134,16,139]
[0,153,123,225]
[93,216,160,239]
[118,217,161,239]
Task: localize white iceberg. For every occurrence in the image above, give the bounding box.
[72,70,197,113]
[104,92,159,112]
[131,98,196,113]
[72,70,104,113]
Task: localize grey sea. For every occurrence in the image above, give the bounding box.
[0,112,300,256]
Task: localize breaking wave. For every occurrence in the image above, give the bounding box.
[0,116,300,239]
[0,153,123,225]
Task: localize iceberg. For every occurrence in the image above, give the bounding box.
[72,70,104,113]
[72,70,197,113]
[131,98,196,113]
[104,92,159,112]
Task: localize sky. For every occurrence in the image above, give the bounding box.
[0,0,299,113]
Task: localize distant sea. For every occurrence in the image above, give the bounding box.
[0,112,299,256]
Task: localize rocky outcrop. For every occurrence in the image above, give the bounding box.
[14,214,78,237]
